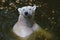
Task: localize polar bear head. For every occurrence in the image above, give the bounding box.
[18,5,37,18]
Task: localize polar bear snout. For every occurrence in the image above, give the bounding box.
[24,11,32,18]
[25,12,28,16]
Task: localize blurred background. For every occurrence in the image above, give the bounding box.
[0,0,60,40]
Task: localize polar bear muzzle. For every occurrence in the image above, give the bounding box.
[25,12,28,16]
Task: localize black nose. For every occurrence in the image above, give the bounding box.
[25,12,28,15]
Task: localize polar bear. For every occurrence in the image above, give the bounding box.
[13,5,39,37]
[12,5,52,40]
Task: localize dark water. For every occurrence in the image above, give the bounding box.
[0,0,60,40]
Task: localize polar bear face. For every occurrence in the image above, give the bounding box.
[18,5,36,18]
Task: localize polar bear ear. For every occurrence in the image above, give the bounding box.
[18,8,22,14]
[32,5,36,11]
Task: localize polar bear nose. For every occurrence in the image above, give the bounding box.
[25,12,28,15]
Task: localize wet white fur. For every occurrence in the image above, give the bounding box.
[13,5,40,38]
